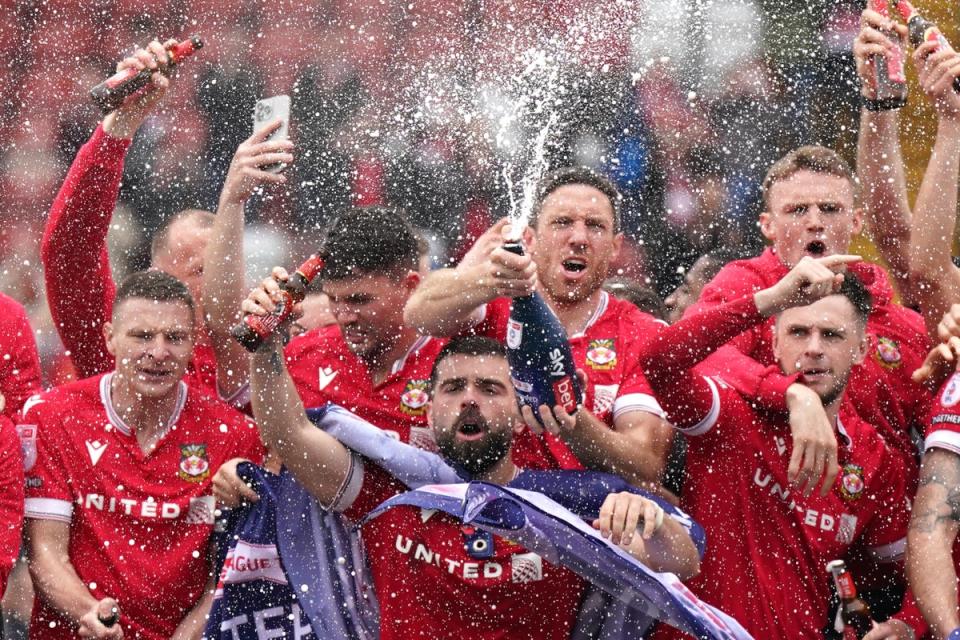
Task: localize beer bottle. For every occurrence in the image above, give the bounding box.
[894,0,960,92]
[867,0,907,110]
[232,255,325,352]
[501,241,582,423]
[826,559,873,639]
[90,36,204,114]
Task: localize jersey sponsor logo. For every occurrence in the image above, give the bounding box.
[942,373,960,408]
[874,337,902,369]
[836,514,858,545]
[400,380,430,417]
[17,424,37,471]
[21,394,44,417]
[592,384,618,415]
[318,366,338,390]
[216,540,287,596]
[178,444,210,483]
[774,436,787,456]
[85,439,108,467]
[586,339,617,370]
[753,468,847,535]
[839,464,865,501]
[506,319,523,349]
[511,552,543,583]
[394,533,507,579]
[186,496,216,524]
[84,493,185,519]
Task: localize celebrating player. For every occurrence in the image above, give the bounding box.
[23,271,263,639]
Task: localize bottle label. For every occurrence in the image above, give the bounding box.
[553,376,578,413]
[244,292,293,338]
[506,320,523,349]
[836,572,857,600]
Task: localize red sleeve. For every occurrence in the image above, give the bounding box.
[925,373,960,454]
[0,415,24,594]
[41,124,130,379]
[21,400,73,522]
[684,261,797,412]
[0,294,41,418]
[462,298,509,342]
[641,294,767,430]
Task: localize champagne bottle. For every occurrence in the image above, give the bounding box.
[232,255,325,351]
[826,559,873,639]
[502,242,582,422]
[894,0,960,92]
[90,36,204,114]
[869,0,907,109]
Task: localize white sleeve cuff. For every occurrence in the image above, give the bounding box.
[613,393,666,420]
[25,497,73,523]
[868,537,906,563]
[674,376,721,436]
[326,454,365,513]
[925,429,960,455]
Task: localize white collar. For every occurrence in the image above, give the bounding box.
[100,372,188,440]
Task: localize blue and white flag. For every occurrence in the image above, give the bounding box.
[363,482,754,640]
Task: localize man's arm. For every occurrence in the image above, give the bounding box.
[908,448,960,639]
[169,541,218,640]
[41,40,175,378]
[0,295,41,418]
[403,218,536,336]
[908,42,960,337]
[202,123,292,400]
[26,519,122,639]
[855,9,914,302]
[248,335,352,507]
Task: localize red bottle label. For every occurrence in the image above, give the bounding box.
[553,376,577,414]
[243,291,293,338]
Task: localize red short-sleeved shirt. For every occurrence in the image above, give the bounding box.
[22,374,264,639]
[334,462,585,640]
[471,292,665,469]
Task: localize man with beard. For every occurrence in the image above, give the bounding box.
[404,167,673,488]
[244,332,701,640]
[641,256,923,640]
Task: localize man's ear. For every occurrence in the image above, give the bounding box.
[426,401,433,429]
[759,211,776,242]
[103,321,116,357]
[851,207,865,236]
[852,331,869,366]
[522,225,536,251]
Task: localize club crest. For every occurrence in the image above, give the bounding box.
[874,337,902,369]
[942,373,960,408]
[586,339,617,370]
[839,464,865,501]
[400,379,430,416]
[178,444,210,483]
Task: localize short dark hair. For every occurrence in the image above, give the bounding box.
[836,272,872,328]
[429,336,508,392]
[602,277,667,320]
[761,146,859,210]
[320,206,420,280]
[532,167,621,234]
[114,270,195,319]
[150,209,215,260]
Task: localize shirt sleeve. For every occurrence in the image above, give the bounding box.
[0,295,41,419]
[860,447,909,564]
[21,402,74,523]
[924,372,960,454]
[0,415,24,592]
[41,124,129,379]
[612,316,666,421]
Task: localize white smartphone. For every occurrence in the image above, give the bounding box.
[252,94,291,172]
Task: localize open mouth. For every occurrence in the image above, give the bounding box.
[801,367,829,381]
[138,367,173,382]
[562,258,587,274]
[455,408,487,441]
[805,240,826,257]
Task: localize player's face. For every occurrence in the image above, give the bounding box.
[429,354,520,476]
[322,272,418,362]
[760,170,862,269]
[530,184,622,307]
[105,298,195,399]
[773,295,868,407]
[153,217,211,322]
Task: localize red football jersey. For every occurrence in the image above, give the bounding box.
[924,372,960,585]
[686,247,931,472]
[22,374,264,640]
[0,292,41,419]
[647,295,911,640]
[285,327,445,448]
[0,414,23,595]
[472,292,665,469]
[336,462,584,640]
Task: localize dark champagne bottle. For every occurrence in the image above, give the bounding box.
[826,559,874,639]
[870,0,907,109]
[90,36,204,114]
[895,0,960,92]
[232,255,325,352]
[502,242,582,422]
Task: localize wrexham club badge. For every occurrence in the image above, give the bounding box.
[586,339,617,371]
[873,337,902,369]
[178,444,210,483]
[400,379,430,416]
[839,464,865,501]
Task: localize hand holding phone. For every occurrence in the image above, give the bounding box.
[253,95,291,173]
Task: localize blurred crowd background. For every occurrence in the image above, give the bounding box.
[0,0,955,385]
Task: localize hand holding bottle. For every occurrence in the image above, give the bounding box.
[100,39,177,139]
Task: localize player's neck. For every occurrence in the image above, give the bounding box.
[476,455,519,486]
[109,375,182,452]
[364,325,422,386]
[546,288,604,337]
